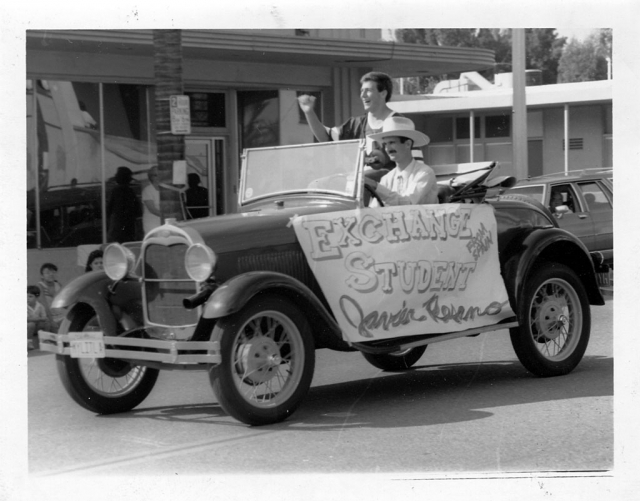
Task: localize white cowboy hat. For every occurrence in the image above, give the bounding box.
[369,116,430,147]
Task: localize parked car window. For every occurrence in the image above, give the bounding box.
[549,184,578,213]
[506,185,544,203]
[577,182,612,212]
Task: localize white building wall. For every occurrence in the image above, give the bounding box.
[542,105,605,173]
[568,105,605,170]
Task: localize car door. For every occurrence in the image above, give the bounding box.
[576,180,613,254]
[547,183,596,250]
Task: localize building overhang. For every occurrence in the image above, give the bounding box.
[26,29,495,78]
[390,80,613,114]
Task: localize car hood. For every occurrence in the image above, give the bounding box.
[175,198,357,255]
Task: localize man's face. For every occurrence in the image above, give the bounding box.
[41,268,56,283]
[382,137,412,163]
[360,80,386,112]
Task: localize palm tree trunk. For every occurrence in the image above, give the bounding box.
[153,29,185,221]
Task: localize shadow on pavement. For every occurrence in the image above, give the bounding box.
[104,354,612,430]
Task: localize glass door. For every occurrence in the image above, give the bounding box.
[184,137,226,218]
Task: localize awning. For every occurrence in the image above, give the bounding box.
[26,29,495,78]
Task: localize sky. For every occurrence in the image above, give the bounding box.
[555,27,599,41]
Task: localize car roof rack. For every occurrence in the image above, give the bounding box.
[524,168,613,181]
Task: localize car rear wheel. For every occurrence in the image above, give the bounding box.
[362,346,427,371]
[56,307,159,414]
[510,263,590,377]
[209,294,315,426]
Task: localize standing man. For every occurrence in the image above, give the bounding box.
[185,173,209,219]
[142,166,162,234]
[106,166,140,243]
[297,71,400,172]
[365,116,438,206]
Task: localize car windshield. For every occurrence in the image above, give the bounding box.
[240,140,364,205]
[508,185,545,203]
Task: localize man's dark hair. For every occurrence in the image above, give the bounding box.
[360,72,393,102]
[27,285,41,297]
[40,263,58,274]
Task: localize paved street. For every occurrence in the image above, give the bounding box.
[23,299,615,497]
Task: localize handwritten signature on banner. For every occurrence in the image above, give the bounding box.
[292,204,514,342]
[339,295,510,338]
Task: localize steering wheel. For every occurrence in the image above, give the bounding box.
[364,184,385,207]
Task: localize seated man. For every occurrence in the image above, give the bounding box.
[364,116,438,206]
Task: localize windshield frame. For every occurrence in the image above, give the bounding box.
[238,140,366,207]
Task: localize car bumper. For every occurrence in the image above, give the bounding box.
[37,330,221,366]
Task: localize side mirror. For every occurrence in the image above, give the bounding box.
[554,205,570,218]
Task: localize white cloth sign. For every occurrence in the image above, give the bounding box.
[292,204,514,343]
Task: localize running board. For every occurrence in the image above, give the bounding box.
[395,321,519,351]
[352,320,519,354]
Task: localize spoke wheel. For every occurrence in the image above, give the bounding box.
[56,307,158,414]
[209,294,315,426]
[510,263,590,377]
[362,346,427,371]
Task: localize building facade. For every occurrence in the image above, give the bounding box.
[26,29,494,285]
[390,73,612,178]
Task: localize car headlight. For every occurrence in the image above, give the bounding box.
[103,243,137,281]
[185,243,217,282]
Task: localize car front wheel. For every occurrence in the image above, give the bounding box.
[209,294,315,426]
[510,263,590,377]
[56,307,159,414]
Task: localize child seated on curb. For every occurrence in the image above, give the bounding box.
[27,285,48,350]
[38,262,64,333]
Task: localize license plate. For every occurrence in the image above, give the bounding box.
[69,332,105,358]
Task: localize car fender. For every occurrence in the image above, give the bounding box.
[51,272,143,336]
[201,271,350,350]
[501,227,605,307]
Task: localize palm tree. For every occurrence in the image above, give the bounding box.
[153,29,185,220]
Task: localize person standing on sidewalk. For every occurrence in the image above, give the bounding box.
[142,166,162,234]
[106,166,140,243]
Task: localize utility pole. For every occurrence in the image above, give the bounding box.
[153,29,186,221]
[512,29,528,180]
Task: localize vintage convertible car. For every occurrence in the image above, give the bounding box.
[39,140,605,426]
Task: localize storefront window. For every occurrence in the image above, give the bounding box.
[27,80,154,248]
[423,116,453,143]
[456,116,481,140]
[237,90,280,150]
[186,92,226,128]
[485,114,511,138]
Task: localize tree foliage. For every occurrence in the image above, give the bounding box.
[557,29,612,82]
[394,28,568,93]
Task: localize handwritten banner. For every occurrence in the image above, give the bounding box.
[292,204,514,343]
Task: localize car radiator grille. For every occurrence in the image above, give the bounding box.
[238,250,322,296]
[144,243,199,327]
